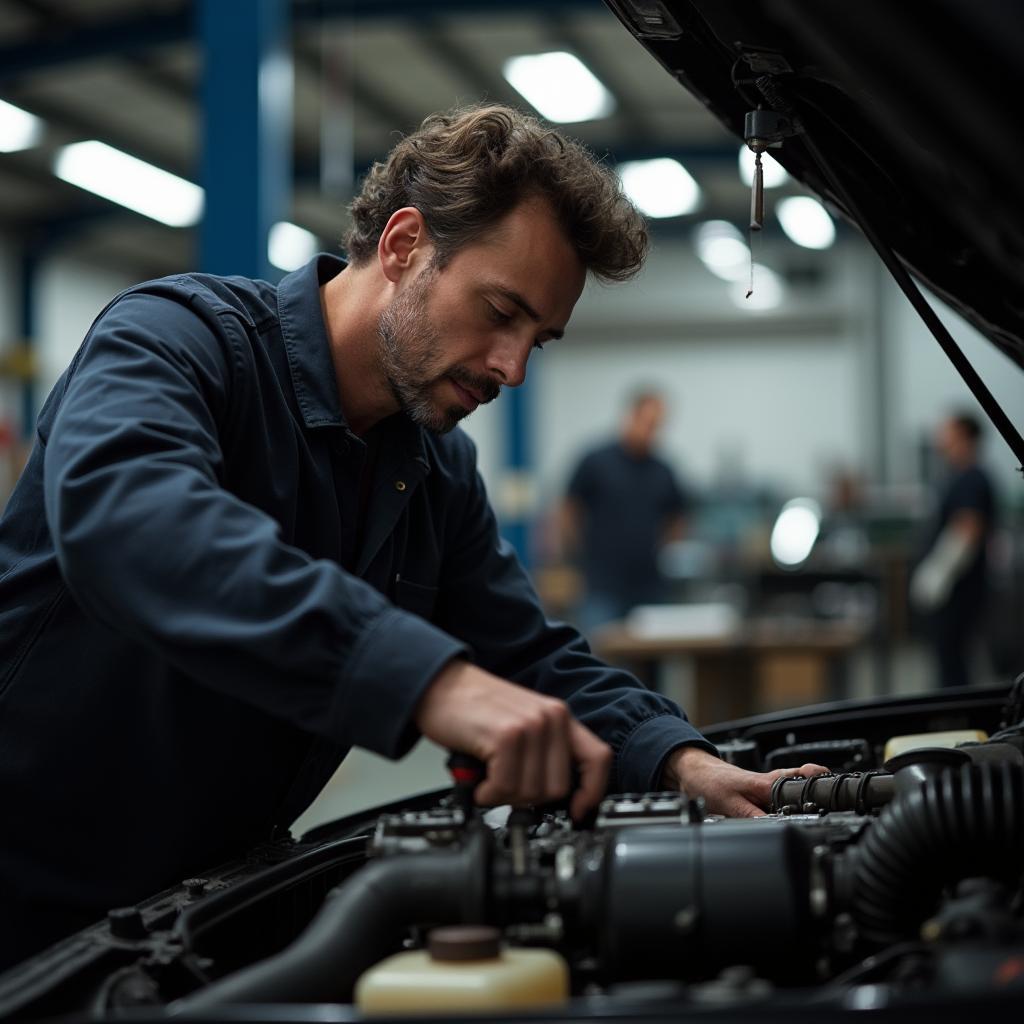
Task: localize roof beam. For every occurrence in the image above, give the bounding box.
[0,0,603,84]
[416,19,537,113]
[0,7,192,84]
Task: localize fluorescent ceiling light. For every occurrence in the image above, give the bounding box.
[770,498,822,567]
[269,221,318,272]
[0,98,43,152]
[502,52,614,123]
[618,158,700,218]
[54,141,203,227]
[729,263,784,310]
[694,220,748,280]
[738,146,788,187]
[777,195,835,249]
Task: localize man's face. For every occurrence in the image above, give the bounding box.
[622,395,665,454]
[633,397,665,449]
[936,418,971,467]
[376,198,586,433]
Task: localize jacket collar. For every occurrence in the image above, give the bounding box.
[277,253,429,468]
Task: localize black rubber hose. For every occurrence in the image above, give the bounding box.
[770,770,895,814]
[171,833,488,1011]
[850,763,1024,945]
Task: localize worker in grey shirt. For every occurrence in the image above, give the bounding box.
[0,105,822,967]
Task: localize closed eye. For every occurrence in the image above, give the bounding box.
[487,303,513,325]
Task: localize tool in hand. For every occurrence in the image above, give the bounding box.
[446,751,486,819]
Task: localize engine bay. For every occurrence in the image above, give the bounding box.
[3,683,1023,1021]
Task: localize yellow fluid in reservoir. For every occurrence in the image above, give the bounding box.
[355,947,570,1015]
[884,729,988,762]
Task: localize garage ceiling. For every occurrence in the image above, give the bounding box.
[0,0,757,279]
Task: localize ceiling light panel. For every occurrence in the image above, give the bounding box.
[729,264,785,310]
[694,220,749,280]
[0,98,43,153]
[54,141,203,228]
[777,195,836,249]
[618,158,700,218]
[269,221,318,272]
[738,146,788,187]
[503,52,615,123]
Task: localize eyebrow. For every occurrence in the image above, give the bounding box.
[492,286,565,341]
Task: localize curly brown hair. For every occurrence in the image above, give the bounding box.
[344,104,648,282]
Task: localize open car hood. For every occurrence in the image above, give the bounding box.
[604,0,1024,370]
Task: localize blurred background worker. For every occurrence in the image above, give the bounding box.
[562,390,691,632]
[911,411,996,688]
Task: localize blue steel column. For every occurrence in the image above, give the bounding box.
[503,380,533,567]
[197,0,292,280]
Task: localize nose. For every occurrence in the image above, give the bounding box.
[485,335,532,388]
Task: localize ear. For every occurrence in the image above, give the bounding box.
[377,207,433,285]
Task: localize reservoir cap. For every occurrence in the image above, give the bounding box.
[428,926,501,962]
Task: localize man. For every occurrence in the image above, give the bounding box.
[0,106,821,968]
[563,389,689,631]
[910,411,996,688]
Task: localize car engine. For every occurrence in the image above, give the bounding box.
[3,683,1023,1021]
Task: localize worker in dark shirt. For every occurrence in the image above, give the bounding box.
[563,390,689,630]
[0,105,822,968]
[910,411,996,688]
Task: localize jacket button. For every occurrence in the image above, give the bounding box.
[395,480,407,491]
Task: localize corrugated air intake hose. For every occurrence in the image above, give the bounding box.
[851,762,1024,945]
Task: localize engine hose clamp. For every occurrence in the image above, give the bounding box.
[828,773,850,813]
[801,772,828,811]
[854,769,882,815]
[769,773,791,812]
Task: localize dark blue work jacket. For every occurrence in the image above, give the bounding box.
[0,255,713,966]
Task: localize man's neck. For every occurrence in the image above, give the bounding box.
[320,266,398,436]
[621,436,650,459]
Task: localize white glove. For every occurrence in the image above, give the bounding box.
[910,526,976,611]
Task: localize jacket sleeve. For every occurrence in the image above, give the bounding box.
[433,444,717,794]
[43,290,466,758]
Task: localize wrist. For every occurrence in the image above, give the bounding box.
[414,658,470,728]
[661,744,717,791]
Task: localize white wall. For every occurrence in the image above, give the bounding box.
[882,276,1024,499]
[35,257,136,400]
[472,236,878,514]
[13,235,1024,517]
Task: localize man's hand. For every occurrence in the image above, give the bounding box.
[662,746,829,818]
[415,660,612,822]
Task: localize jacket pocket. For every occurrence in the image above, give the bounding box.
[393,575,438,621]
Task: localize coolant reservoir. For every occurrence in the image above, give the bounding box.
[355,925,569,1014]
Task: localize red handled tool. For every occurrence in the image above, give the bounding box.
[446,752,486,818]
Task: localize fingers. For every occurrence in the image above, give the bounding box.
[665,748,837,819]
[475,726,526,807]
[766,762,830,781]
[543,703,572,803]
[568,718,612,823]
[415,662,610,815]
[726,796,766,818]
[472,695,583,809]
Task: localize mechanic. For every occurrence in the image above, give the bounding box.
[0,105,823,968]
[911,411,996,687]
[563,388,691,631]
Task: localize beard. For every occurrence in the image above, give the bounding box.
[376,268,500,434]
